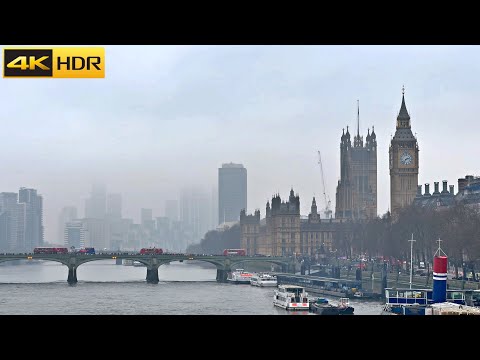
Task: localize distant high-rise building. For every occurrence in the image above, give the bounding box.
[0,211,8,251]
[211,186,218,230]
[165,200,179,222]
[58,206,78,243]
[64,221,85,248]
[81,218,110,250]
[0,192,20,251]
[218,163,247,225]
[18,187,44,251]
[141,208,153,225]
[141,208,155,232]
[180,187,212,247]
[85,183,106,219]
[107,193,122,219]
[109,218,131,250]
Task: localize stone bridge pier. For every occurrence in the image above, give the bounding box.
[146,266,160,284]
[216,268,230,282]
[145,258,167,284]
[67,256,78,284]
[67,265,78,284]
[216,259,231,283]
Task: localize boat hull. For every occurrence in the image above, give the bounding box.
[227,279,251,284]
[274,301,310,311]
[310,303,354,315]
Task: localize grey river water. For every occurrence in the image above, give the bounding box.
[0,260,384,315]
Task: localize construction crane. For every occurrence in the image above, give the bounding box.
[317,151,332,219]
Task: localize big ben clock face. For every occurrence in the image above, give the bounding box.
[399,150,413,165]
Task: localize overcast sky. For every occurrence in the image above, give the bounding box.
[1,45,479,242]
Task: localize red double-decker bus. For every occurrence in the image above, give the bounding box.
[34,247,69,254]
[139,248,163,255]
[223,249,246,256]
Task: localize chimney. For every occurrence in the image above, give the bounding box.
[433,182,440,195]
[441,180,449,194]
[449,185,454,195]
[458,178,468,194]
[416,185,423,197]
[424,183,431,196]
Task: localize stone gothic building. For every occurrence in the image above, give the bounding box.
[335,103,377,220]
[240,189,348,257]
[389,88,419,217]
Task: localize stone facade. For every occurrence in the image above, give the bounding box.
[389,89,419,217]
[241,190,348,257]
[335,104,377,220]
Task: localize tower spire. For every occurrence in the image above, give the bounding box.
[397,85,410,128]
[357,99,360,137]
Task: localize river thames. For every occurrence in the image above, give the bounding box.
[0,260,384,315]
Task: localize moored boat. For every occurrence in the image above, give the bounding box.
[310,297,354,315]
[227,269,254,284]
[273,285,309,310]
[381,240,480,315]
[250,273,277,287]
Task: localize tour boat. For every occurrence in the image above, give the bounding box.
[227,269,254,284]
[250,273,277,287]
[273,285,309,310]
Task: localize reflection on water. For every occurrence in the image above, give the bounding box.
[0,261,383,315]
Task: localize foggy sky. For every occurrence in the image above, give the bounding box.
[1,45,479,242]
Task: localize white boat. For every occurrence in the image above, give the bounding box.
[122,259,134,266]
[273,284,309,310]
[227,269,254,284]
[250,273,277,287]
[133,261,145,267]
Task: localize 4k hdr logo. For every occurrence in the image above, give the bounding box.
[3,47,105,78]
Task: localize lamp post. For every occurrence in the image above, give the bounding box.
[408,233,416,289]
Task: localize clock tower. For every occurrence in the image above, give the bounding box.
[389,87,419,217]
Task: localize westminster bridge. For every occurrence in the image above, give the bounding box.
[0,253,295,284]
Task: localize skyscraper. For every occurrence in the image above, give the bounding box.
[218,163,247,225]
[141,208,153,226]
[389,88,419,217]
[18,187,44,251]
[180,187,212,247]
[107,193,122,219]
[64,221,85,248]
[58,206,78,243]
[0,192,20,251]
[85,183,106,219]
[165,200,179,222]
[141,208,155,233]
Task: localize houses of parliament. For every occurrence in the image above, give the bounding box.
[240,89,419,256]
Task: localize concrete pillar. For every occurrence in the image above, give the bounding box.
[381,262,388,299]
[67,265,77,284]
[146,266,159,284]
[281,264,288,273]
[300,263,306,275]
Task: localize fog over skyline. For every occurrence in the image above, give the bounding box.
[1,45,479,243]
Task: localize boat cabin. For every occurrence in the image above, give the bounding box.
[385,288,466,306]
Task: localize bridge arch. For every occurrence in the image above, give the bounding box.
[0,257,70,267]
